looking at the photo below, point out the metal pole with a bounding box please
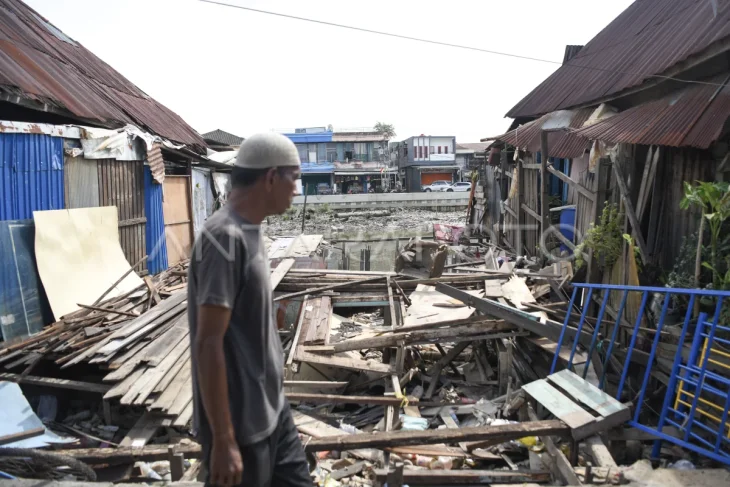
[301,183,309,233]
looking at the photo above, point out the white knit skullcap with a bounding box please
[235,132,301,169]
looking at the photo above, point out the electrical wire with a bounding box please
[199,0,729,89]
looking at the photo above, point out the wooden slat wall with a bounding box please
[64,156,100,209]
[657,149,716,270]
[97,159,147,273]
[163,176,193,266]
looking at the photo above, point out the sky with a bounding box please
[25,0,634,143]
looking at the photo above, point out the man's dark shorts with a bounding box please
[204,403,311,487]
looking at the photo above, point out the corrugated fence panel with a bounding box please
[0,133,64,220]
[144,165,168,274]
[192,168,214,236]
[97,159,147,273]
[64,156,100,209]
[0,219,53,341]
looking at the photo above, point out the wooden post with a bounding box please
[499,149,509,243]
[516,158,524,255]
[586,158,610,284]
[301,183,309,233]
[540,131,550,258]
[168,445,185,481]
[186,159,195,245]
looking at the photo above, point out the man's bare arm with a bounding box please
[195,304,235,441]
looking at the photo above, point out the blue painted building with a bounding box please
[283,127,393,194]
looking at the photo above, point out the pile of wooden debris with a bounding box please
[0,240,704,485]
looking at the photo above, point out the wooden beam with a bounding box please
[303,420,568,451]
[0,427,45,447]
[373,469,551,484]
[527,404,581,486]
[540,131,550,247]
[0,372,111,394]
[286,393,413,406]
[515,158,524,255]
[521,203,541,222]
[76,303,139,318]
[270,258,295,291]
[274,275,387,301]
[54,444,204,465]
[504,204,518,219]
[611,161,649,264]
[587,159,610,284]
[547,165,596,202]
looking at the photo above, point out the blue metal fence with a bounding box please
[0,133,64,220]
[550,283,730,465]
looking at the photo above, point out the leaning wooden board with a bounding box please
[522,370,630,440]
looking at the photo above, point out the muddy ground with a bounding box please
[263,207,466,238]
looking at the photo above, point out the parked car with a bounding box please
[422,180,452,192]
[447,181,472,192]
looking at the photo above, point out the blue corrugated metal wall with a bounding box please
[0,133,64,220]
[144,165,168,274]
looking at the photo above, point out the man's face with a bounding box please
[264,166,301,215]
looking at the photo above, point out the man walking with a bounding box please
[187,133,310,486]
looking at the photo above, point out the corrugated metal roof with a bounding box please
[0,132,64,220]
[456,143,491,152]
[489,108,593,158]
[0,0,206,151]
[508,0,730,118]
[572,73,730,149]
[202,129,244,146]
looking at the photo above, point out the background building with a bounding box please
[393,135,458,191]
[282,126,394,194]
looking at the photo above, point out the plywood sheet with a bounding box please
[403,284,483,327]
[33,207,144,319]
[163,176,192,265]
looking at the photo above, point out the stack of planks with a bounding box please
[0,261,191,416]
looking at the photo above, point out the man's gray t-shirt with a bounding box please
[187,206,284,447]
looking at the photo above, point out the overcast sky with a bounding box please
[26,0,633,143]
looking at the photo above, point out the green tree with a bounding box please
[374,122,396,139]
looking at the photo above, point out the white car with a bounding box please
[447,181,472,192]
[422,180,452,192]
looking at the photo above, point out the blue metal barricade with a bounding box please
[549,283,730,465]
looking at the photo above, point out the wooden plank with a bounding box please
[0,427,46,447]
[547,165,596,202]
[270,258,295,290]
[150,361,192,411]
[612,161,649,264]
[143,276,162,305]
[283,381,348,389]
[76,303,139,318]
[291,411,381,462]
[119,412,172,449]
[173,401,194,428]
[286,295,309,367]
[311,296,332,345]
[521,380,596,431]
[55,444,203,465]
[439,410,470,452]
[304,420,568,451]
[330,462,366,481]
[152,350,191,395]
[548,369,629,419]
[328,320,508,352]
[521,203,541,222]
[104,367,146,400]
[274,275,387,302]
[526,403,582,486]
[296,350,392,374]
[168,382,194,416]
[373,469,551,484]
[584,435,618,468]
[540,131,550,241]
[0,372,111,394]
[286,393,411,406]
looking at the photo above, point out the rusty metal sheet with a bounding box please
[0,0,206,151]
[572,73,730,149]
[508,0,730,118]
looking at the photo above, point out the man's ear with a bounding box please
[265,167,277,187]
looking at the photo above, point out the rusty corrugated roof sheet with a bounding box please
[0,0,206,151]
[508,0,730,118]
[572,73,730,149]
[489,108,593,158]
